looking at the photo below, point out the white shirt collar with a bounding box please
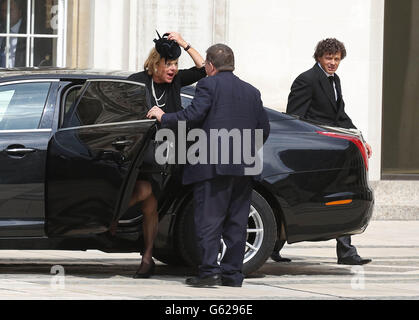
[10,19,22,34]
[8,19,23,67]
[317,62,335,77]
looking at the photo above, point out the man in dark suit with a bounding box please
[1,0,52,68]
[274,38,372,266]
[147,44,270,287]
[0,0,27,67]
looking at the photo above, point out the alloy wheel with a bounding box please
[218,205,265,263]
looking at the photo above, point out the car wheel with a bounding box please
[174,190,277,275]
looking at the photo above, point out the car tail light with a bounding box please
[316,131,369,171]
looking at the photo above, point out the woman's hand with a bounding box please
[167,32,188,49]
[167,31,205,69]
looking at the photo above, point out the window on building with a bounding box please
[0,0,66,68]
[382,0,419,179]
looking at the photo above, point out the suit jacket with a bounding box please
[286,64,356,129]
[0,19,26,67]
[162,71,270,185]
[0,17,52,67]
[15,35,26,68]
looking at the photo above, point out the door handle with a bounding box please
[5,148,36,157]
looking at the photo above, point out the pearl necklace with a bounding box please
[151,80,166,108]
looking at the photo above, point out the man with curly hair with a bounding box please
[273,38,372,266]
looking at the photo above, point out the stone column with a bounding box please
[65,0,230,70]
[213,0,229,44]
[66,0,93,68]
[130,0,226,72]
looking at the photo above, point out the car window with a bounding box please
[64,86,82,114]
[181,94,192,109]
[0,82,51,130]
[62,81,149,128]
[60,85,82,127]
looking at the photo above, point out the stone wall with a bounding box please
[370,181,419,220]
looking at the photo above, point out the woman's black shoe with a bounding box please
[271,251,292,263]
[133,259,155,279]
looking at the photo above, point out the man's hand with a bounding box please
[147,106,165,122]
[365,143,372,159]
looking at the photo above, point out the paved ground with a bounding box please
[0,220,418,300]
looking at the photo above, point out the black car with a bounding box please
[0,69,373,275]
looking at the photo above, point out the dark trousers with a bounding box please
[193,175,253,285]
[336,235,358,259]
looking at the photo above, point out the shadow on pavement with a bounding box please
[248,260,355,278]
[0,259,198,280]
[0,256,359,279]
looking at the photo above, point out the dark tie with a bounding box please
[0,38,6,68]
[328,75,335,88]
[328,76,340,101]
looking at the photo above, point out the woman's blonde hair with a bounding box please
[144,48,161,76]
[144,48,179,76]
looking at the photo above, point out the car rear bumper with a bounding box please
[263,168,374,244]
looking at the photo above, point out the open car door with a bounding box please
[46,80,156,237]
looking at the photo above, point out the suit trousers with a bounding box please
[193,175,253,285]
[336,235,358,259]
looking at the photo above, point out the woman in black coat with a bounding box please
[126,32,206,278]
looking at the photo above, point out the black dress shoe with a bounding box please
[185,274,222,287]
[133,259,155,279]
[271,251,292,263]
[221,279,242,287]
[338,255,372,265]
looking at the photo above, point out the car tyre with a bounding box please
[174,190,277,275]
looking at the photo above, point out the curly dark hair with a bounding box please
[313,38,346,61]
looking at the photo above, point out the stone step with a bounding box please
[370,181,419,220]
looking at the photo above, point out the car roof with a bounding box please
[0,67,133,81]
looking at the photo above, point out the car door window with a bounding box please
[60,85,82,126]
[64,86,82,114]
[180,94,193,109]
[62,81,149,128]
[0,82,51,130]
